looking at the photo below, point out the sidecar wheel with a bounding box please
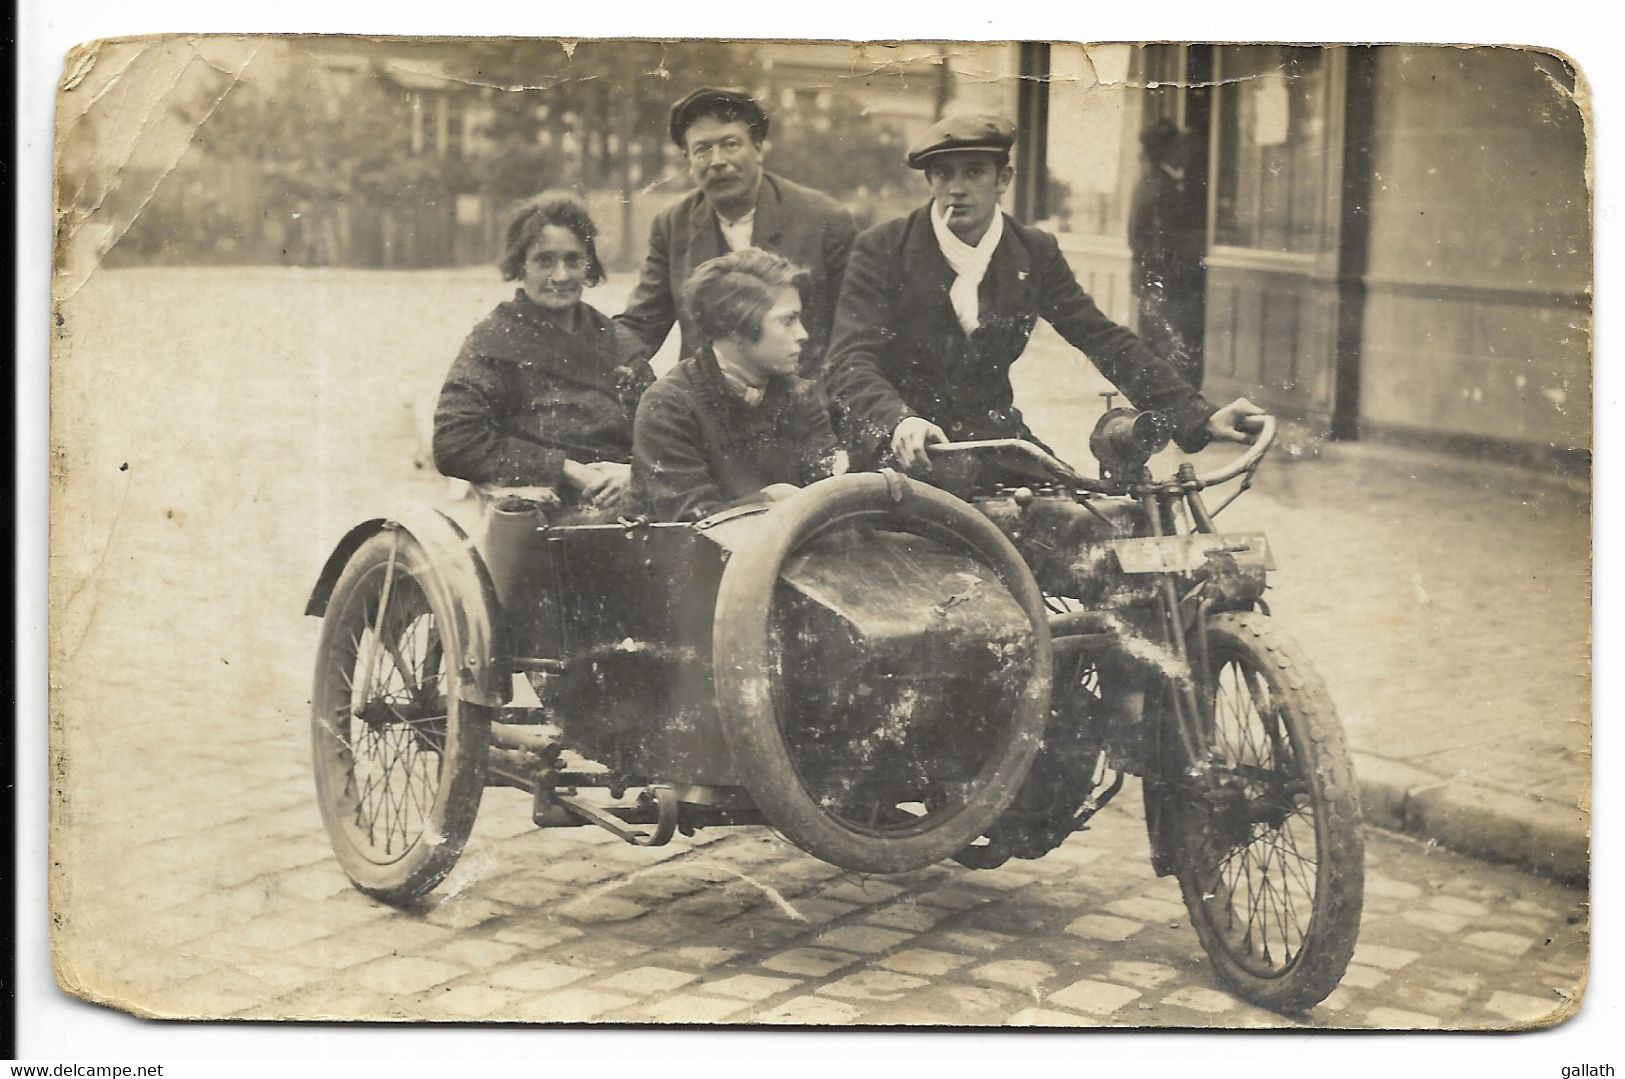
[311,530,490,904]
[712,473,1051,875]
[1167,611,1364,1013]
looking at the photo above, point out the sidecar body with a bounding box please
[307,473,1053,876]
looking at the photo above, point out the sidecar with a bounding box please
[305,472,1054,903]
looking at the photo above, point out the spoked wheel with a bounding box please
[311,529,490,904]
[1168,611,1363,1013]
[713,474,1052,875]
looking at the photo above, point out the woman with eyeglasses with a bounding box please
[433,192,653,516]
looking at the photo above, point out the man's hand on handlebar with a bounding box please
[891,416,949,472]
[1205,398,1268,444]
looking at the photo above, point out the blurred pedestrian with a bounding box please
[616,88,858,379]
[1128,118,1206,389]
[434,192,653,517]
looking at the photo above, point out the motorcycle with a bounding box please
[305,406,1363,1013]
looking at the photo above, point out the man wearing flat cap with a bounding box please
[825,113,1261,472]
[615,87,858,376]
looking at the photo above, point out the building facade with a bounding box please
[1033,43,1591,468]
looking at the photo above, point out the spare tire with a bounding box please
[711,473,1052,874]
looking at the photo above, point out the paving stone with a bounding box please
[816,970,930,1002]
[1160,986,1240,1015]
[420,897,512,930]
[1046,978,1142,1016]
[595,966,698,995]
[232,911,341,950]
[1104,961,1179,990]
[622,993,749,1024]
[814,925,912,955]
[1363,1006,1443,1029]
[426,938,524,971]
[701,973,803,1001]
[1483,990,1564,1024]
[1364,876,1424,900]
[283,930,407,971]
[549,937,655,969]
[159,968,288,1018]
[818,879,908,905]
[488,959,595,991]
[665,946,741,971]
[490,922,584,950]
[1064,914,1144,942]
[1044,842,1109,868]
[113,950,219,987]
[1009,1006,1106,1027]
[536,859,626,885]
[1394,985,1468,1014]
[770,897,859,926]
[352,956,464,995]
[913,886,999,911]
[757,995,862,1025]
[1402,910,1470,934]
[1430,971,1486,996]
[1464,930,1537,957]
[879,948,976,977]
[760,947,863,978]
[864,904,947,932]
[1429,895,1490,917]
[1509,899,1562,919]
[969,960,1057,991]
[1352,943,1420,971]
[418,983,523,1020]
[938,928,1015,953]
[1339,964,1390,989]
[1104,895,1188,924]
[556,895,648,924]
[512,989,640,1023]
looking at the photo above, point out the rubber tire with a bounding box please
[1168,611,1364,1013]
[311,530,490,904]
[711,473,1052,875]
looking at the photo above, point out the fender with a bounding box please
[305,507,510,707]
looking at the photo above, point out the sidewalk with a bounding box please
[1244,438,1591,883]
[1012,328,1591,883]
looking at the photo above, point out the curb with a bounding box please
[1353,751,1590,885]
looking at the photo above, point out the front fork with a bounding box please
[1139,468,1223,875]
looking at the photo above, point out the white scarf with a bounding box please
[931,200,1004,334]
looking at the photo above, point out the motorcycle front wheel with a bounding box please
[1167,611,1364,1013]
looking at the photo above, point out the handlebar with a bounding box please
[1192,416,1276,486]
[924,415,1277,493]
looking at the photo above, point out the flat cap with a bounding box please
[905,114,1016,169]
[669,87,770,148]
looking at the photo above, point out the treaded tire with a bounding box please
[311,530,490,904]
[1168,611,1364,1013]
[711,474,1052,875]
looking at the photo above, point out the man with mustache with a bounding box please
[615,88,858,378]
[825,114,1263,474]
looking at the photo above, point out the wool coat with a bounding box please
[631,352,838,523]
[824,205,1217,464]
[433,292,652,488]
[614,172,858,375]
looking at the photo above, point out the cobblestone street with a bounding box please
[46,267,1591,1031]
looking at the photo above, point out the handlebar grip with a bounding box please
[1192,415,1277,486]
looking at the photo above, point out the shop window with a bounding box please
[1212,46,1328,253]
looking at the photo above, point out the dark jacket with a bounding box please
[631,352,838,523]
[615,172,858,375]
[824,205,1217,462]
[433,292,652,487]
[1128,164,1206,296]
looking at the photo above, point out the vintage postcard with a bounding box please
[48,37,1591,1029]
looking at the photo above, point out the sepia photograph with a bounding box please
[42,32,1591,1037]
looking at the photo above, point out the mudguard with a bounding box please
[305,507,509,707]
